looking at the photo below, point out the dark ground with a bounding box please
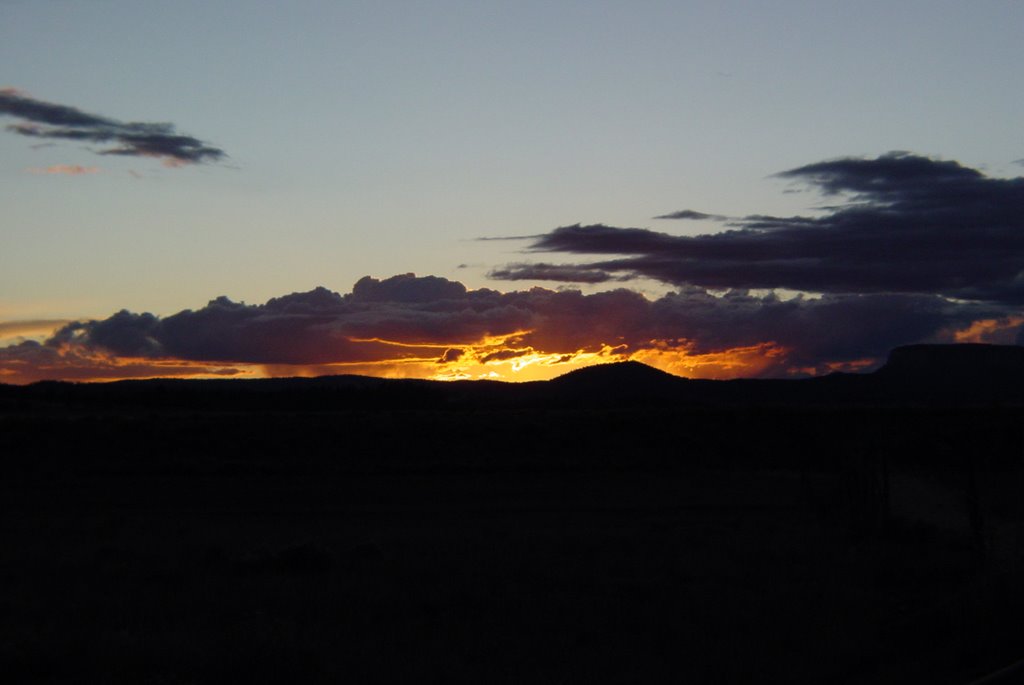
[4,350,1024,683]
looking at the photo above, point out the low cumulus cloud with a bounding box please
[1,273,1014,384]
[493,153,1024,305]
[0,88,225,166]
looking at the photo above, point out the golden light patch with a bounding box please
[430,346,628,382]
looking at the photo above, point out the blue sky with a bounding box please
[2,1,1022,381]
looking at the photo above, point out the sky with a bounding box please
[2,0,1023,383]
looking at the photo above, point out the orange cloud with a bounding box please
[952,315,1024,344]
[630,341,789,380]
[27,164,100,175]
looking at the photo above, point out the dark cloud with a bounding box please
[351,273,467,303]
[16,277,536,368]
[526,223,681,256]
[479,348,532,364]
[486,263,621,284]
[438,348,465,364]
[653,209,726,221]
[774,152,981,195]
[0,88,225,165]
[2,273,1012,384]
[648,288,999,373]
[493,153,1024,305]
[65,310,163,357]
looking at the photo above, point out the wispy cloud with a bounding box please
[0,87,226,166]
[26,164,100,175]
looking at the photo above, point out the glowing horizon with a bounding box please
[0,339,797,385]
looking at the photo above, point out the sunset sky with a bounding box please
[2,1,1023,383]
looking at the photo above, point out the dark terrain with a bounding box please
[3,343,1024,684]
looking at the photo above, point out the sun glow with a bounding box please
[429,344,631,382]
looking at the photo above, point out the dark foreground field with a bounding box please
[4,350,1024,683]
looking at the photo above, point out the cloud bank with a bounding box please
[1,273,1015,384]
[0,88,225,166]
[492,153,1024,305]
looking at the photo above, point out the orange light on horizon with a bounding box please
[0,346,257,385]
[428,344,632,382]
[3,329,886,385]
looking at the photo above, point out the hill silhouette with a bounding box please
[544,360,684,404]
[551,359,678,385]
